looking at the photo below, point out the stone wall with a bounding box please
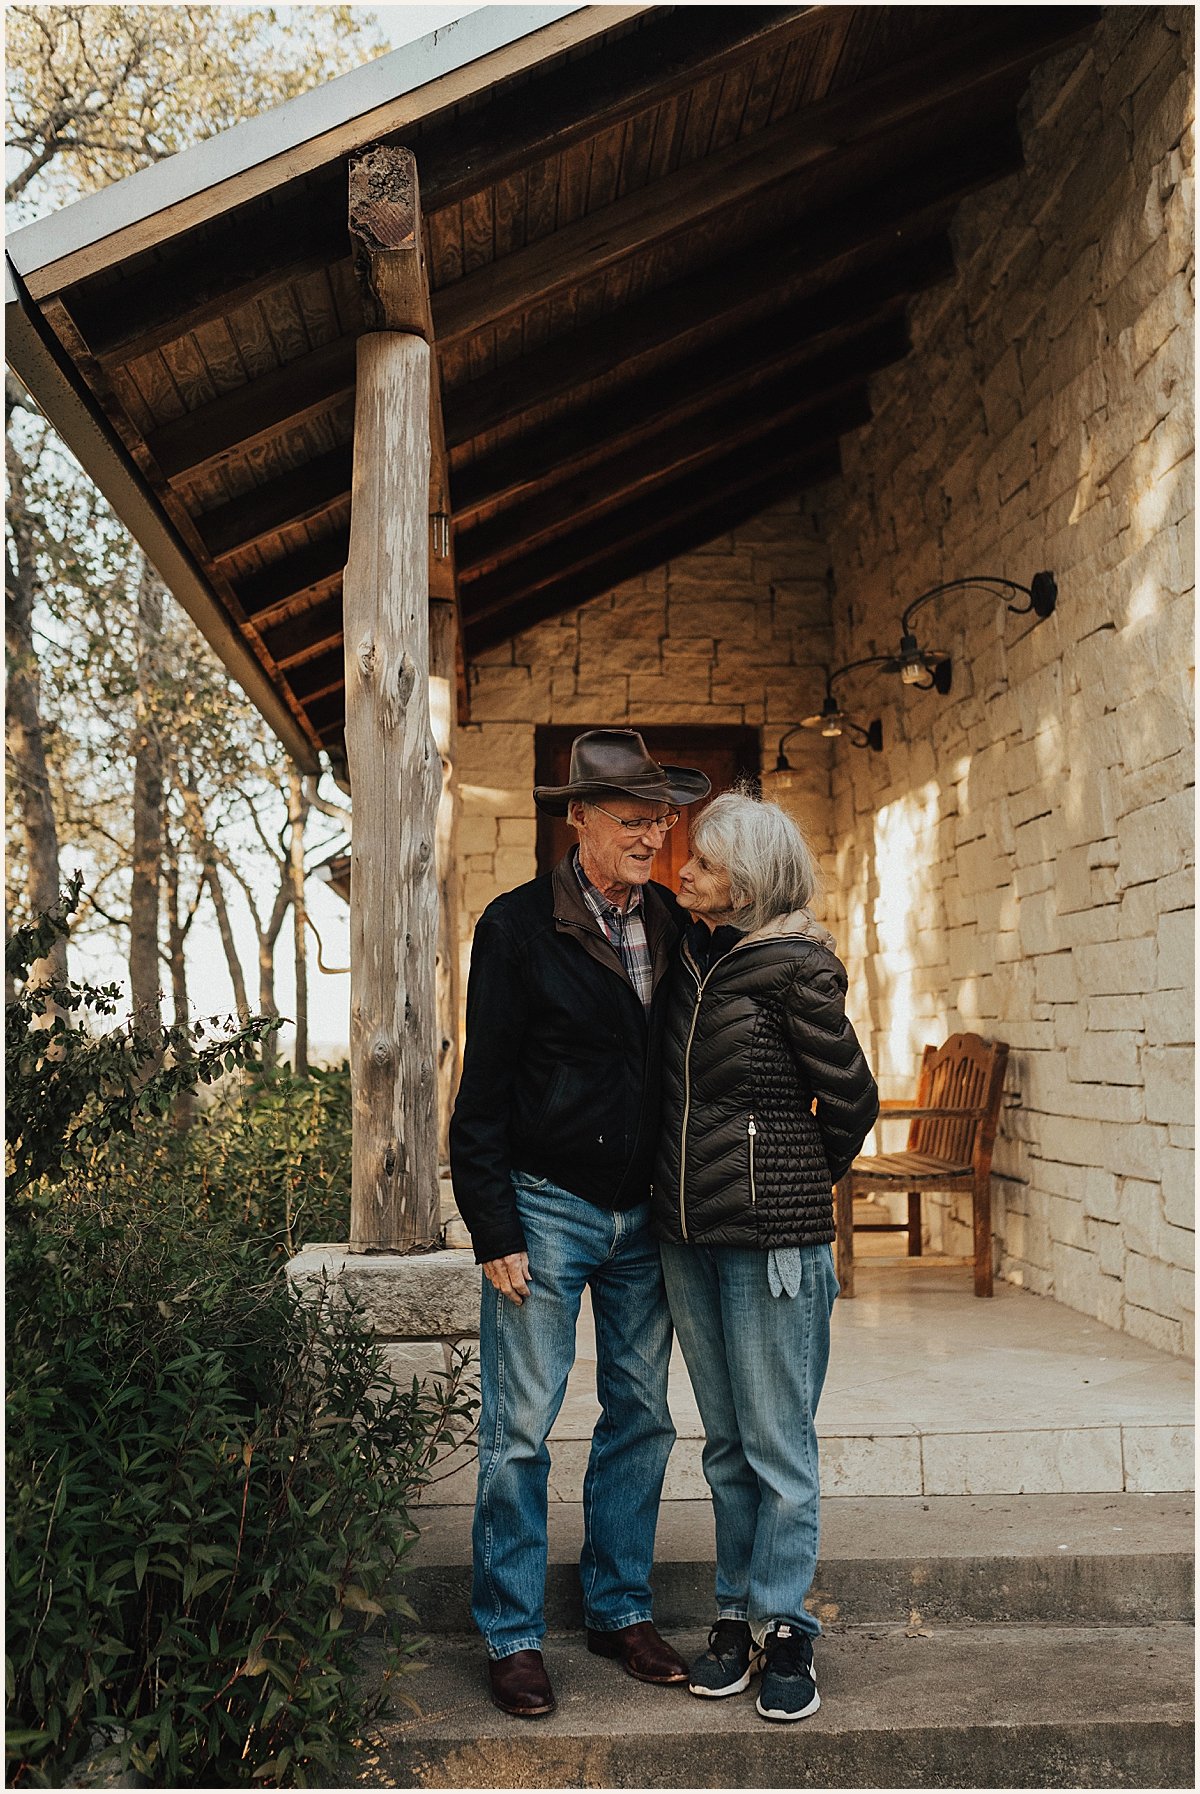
[455,500,839,984]
[814,8,1194,1353]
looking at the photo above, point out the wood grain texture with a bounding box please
[428,598,461,1161]
[343,332,440,1251]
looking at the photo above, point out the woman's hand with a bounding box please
[483,1251,532,1305]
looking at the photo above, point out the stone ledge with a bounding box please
[287,1246,481,1338]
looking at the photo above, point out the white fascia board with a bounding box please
[5,257,322,771]
[7,6,647,295]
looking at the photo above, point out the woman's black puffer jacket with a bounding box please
[652,913,879,1250]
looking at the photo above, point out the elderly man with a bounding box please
[449,729,711,1718]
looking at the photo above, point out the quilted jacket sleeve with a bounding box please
[448,910,529,1264]
[780,947,879,1185]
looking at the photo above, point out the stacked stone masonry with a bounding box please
[455,9,1194,1357]
[814,8,1194,1356]
[456,501,840,956]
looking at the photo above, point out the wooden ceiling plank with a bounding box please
[457,385,873,582]
[434,9,1098,350]
[261,591,344,664]
[233,533,346,619]
[463,452,839,653]
[461,416,851,620]
[197,442,353,561]
[74,8,819,370]
[452,285,931,518]
[144,333,356,480]
[802,8,856,105]
[440,173,967,449]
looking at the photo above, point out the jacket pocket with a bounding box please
[747,1114,758,1207]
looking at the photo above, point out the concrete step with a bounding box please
[401,1494,1195,1631]
[342,1622,1195,1788]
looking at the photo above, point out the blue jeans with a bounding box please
[660,1241,839,1644]
[472,1172,676,1659]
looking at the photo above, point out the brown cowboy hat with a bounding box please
[534,729,711,816]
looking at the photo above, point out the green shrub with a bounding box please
[6,1198,474,1787]
[5,892,476,1785]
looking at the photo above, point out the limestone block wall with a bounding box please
[816,9,1194,1353]
[455,500,840,991]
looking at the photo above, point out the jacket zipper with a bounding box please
[747,1114,758,1206]
[677,940,721,1242]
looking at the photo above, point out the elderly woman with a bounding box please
[652,789,878,1722]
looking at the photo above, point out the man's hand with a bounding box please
[483,1251,532,1305]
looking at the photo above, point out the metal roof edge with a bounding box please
[6,5,609,285]
[5,256,322,772]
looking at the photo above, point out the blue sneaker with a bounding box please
[688,1618,764,1698]
[755,1621,819,1721]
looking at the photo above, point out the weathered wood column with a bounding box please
[429,599,462,1164]
[345,146,441,1250]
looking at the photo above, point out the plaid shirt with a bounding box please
[573,850,654,1010]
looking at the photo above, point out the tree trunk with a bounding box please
[5,377,65,989]
[205,859,251,1021]
[163,833,196,1130]
[130,554,164,1035]
[287,766,310,1075]
[258,879,291,1073]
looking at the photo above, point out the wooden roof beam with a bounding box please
[432,8,1097,350]
[138,116,1012,496]
[457,385,873,586]
[196,443,353,564]
[441,201,964,451]
[463,453,840,655]
[70,7,820,367]
[453,302,917,522]
[460,416,851,625]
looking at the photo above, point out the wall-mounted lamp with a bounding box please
[775,699,884,764]
[885,570,1057,689]
[430,512,452,559]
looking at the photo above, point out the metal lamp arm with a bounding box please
[901,576,1044,631]
[827,653,895,692]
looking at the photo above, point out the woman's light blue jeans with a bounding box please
[660,1240,839,1644]
[471,1172,676,1659]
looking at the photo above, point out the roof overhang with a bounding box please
[6,4,1100,769]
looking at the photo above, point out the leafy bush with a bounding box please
[6,1198,473,1787]
[5,892,476,1785]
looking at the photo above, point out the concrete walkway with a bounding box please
[422,1257,1194,1504]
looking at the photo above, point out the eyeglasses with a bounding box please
[589,803,680,835]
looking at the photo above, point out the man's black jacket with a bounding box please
[449,854,687,1263]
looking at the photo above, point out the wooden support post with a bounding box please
[429,599,462,1163]
[345,146,441,1251]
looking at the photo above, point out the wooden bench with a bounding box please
[834,1032,1010,1297]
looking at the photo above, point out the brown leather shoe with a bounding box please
[487,1648,556,1718]
[586,1621,689,1685]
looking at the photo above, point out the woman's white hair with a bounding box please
[690,784,821,933]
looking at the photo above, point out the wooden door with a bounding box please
[534,724,760,892]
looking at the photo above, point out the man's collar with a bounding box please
[572,846,645,915]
